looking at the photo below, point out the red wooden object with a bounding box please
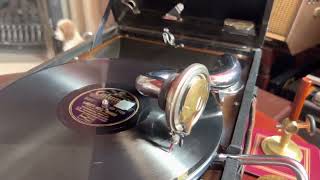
[290,77,314,121]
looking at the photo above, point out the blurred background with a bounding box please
[0,0,110,75]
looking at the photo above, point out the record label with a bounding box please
[68,88,139,127]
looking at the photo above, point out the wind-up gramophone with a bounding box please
[0,0,310,180]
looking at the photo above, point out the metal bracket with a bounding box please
[121,0,141,14]
[162,28,184,48]
[162,3,184,22]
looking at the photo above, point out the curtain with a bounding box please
[68,0,112,34]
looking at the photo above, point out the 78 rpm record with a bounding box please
[0,59,223,180]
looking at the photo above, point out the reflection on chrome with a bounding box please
[209,54,242,89]
[136,54,242,100]
[216,154,308,180]
[136,64,210,137]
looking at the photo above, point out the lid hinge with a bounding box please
[162,28,184,48]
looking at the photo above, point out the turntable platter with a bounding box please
[0,59,222,180]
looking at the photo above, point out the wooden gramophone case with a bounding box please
[23,0,273,179]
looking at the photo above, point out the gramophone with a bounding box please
[0,0,310,180]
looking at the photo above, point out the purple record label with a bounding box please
[68,88,139,127]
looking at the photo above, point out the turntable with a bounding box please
[0,0,309,180]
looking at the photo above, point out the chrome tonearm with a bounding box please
[136,53,243,102]
[135,54,309,180]
[137,63,211,134]
[135,54,243,133]
[208,54,243,103]
[216,154,308,180]
[137,63,211,149]
[135,54,243,149]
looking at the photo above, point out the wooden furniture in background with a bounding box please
[287,1,320,54]
[257,42,290,91]
[267,0,320,54]
[267,0,302,42]
[257,46,275,90]
[257,89,292,121]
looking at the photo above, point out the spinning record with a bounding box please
[0,59,223,180]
